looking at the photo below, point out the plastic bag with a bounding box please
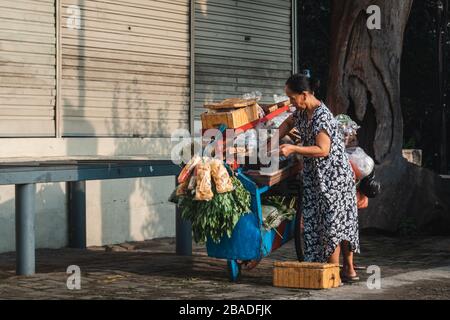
[335,114,360,143]
[273,94,289,104]
[210,159,234,193]
[187,174,197,190]
[242,91,262,102]
[265,111,292,129]
[176,180,188,196]
[178,154,201,184]
[359,171,381,198]
[234,129,258,152]
[194,160,214,201]
[346,147,375,179]
[262,206,281,230]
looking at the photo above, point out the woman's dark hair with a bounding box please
[285,72,321,94]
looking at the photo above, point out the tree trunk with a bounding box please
[327,0,450,234]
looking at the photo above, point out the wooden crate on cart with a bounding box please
[201,98,259,129]
[201,104,258,129]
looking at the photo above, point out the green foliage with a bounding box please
[178,176,251,244]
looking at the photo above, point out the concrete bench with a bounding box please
[0,160,192,276]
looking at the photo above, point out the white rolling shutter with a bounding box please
[0,0,56,137]
[194,0,293,119]
[61,0,190,137]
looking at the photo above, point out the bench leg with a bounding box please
[15,184,36,276]
[175,177,192,256]
[176,208,192,256]
[68,181,86,249]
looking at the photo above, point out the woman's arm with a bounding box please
[277,114,295,140]
[267,114,296,151]
[280,130,331,158]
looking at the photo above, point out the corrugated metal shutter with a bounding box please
[195,0,293,119]
[61,0,190,137]
[0,0,56,137]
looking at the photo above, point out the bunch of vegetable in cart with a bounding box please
[173,156,252,243]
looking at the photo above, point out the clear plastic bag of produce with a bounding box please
[336,114,360,140]
[346,147,375,179]
[194,159,214,201]
[234,129,258,150]
[265,111,292,129]
[262,206,282,230]
[242,91,262,102]
[273,94,289,104]
[262,197,296,230]
[210,159,234,193]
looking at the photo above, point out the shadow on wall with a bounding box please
[0,0,178,254]
[102,78,174,245]
[64,0,172,246]
[65,0,99,245]
[0,184,68,253]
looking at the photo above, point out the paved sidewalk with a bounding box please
[0,236,449,300]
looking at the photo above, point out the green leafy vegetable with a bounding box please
[178,176,251,244]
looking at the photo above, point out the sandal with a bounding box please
[340,273,360,283]
[340,266,360,283]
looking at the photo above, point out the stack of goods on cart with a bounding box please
[243,150,302,186]
[335,114,381,199]
[170,156,251,243]
[260,94,292,115]
[201,92,292,131]
[240,95,303,186]
[200,92,294,161]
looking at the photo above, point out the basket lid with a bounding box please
[273,261,339,269]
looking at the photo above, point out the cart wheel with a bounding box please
[227,260,241,282]
[294,206,305,262]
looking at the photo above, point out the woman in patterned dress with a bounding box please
[278,73,360,282]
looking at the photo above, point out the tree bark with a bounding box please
[327,0,450,234]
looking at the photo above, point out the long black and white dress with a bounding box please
[294,103,360,262]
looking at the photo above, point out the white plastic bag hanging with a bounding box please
[346,147,375,179]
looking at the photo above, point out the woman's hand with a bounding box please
[279,144,296,157]
[279,130,331,158]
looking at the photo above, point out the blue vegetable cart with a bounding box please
[206,169,303,281]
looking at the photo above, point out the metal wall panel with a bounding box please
[61,0,190,137]
[194,0,293,118]
[0,0,56,137]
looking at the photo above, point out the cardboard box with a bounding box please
[201,104,258,129]
[273,261,341,289]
